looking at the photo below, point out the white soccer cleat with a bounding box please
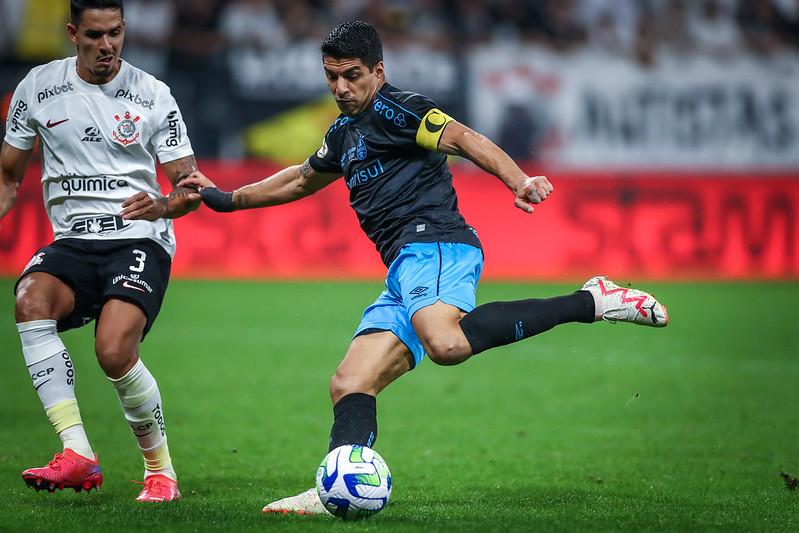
[582,276,668,327]
[262,488,328,515]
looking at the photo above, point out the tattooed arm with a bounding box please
[121,155,202,221]
[177,159,341,212]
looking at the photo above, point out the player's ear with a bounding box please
[373,61,384,79]
[67,23,78,45]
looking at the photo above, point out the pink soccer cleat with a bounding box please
[582,276,669,327]
[21,449,103,493]
[134,474,181,502]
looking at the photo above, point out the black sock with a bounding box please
[459,291,595,355]
[329,393,377,452]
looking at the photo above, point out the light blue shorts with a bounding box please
[354,242,483,368]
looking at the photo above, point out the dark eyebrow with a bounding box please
[342,67,361,76]
[84,24,123,35]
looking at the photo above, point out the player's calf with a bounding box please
[17,319,95,460]
[109,359,178,485]
[458,292,595,355]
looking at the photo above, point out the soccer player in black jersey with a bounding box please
[180,21,669,514]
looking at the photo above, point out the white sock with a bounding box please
[109,359,176,481]
[17,320,94,459]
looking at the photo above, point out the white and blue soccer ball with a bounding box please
[315,445,392,520]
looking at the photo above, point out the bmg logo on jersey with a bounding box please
[8,99,27,133]
[37,82,74,103]
[165,110,181,147]
[115,89,156,110]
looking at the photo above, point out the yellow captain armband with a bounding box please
[416,108,454,151]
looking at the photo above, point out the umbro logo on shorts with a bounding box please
[410,286,429,300]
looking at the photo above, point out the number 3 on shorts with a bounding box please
[130,249,147,273]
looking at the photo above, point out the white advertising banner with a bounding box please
[468,46,799,169]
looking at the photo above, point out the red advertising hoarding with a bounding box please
[1,161,797,280]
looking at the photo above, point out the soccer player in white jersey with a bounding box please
[0,0,200,502]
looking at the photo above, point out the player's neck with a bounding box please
[75,59,121,85]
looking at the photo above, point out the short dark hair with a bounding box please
[321,21,383,70]
[70,0,124,25]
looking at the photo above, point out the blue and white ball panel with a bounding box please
[316,445,392,520]
[354,242,483,368]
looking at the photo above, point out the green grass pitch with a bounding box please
[0,279,797,531]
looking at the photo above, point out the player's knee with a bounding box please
[95,337,137,379]
[423,335,470,366]
[329,372,353,403]
[329,370,372,404]
[15,286,55,323]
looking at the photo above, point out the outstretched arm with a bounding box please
[121,155,202,221]
[0,141,32,222]
[178,159,341,212]
[437,120,553,213]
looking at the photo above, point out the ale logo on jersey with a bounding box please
[82,127,102,143]
[112,110,141,146]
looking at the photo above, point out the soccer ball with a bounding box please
[315,445,392,520]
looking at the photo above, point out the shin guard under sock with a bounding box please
[109,359,176,480]
[18,320,94,459]
[329,393,377,451]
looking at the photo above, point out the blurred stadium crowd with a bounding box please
[2,0,797,64]
[1,0,798,159]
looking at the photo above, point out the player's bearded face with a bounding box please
[323,57,384,116]
[68,9,125,83]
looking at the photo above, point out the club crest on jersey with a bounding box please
[340,134,368,167]
[112,111,141,146]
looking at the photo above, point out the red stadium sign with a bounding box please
[1,162,798,280]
